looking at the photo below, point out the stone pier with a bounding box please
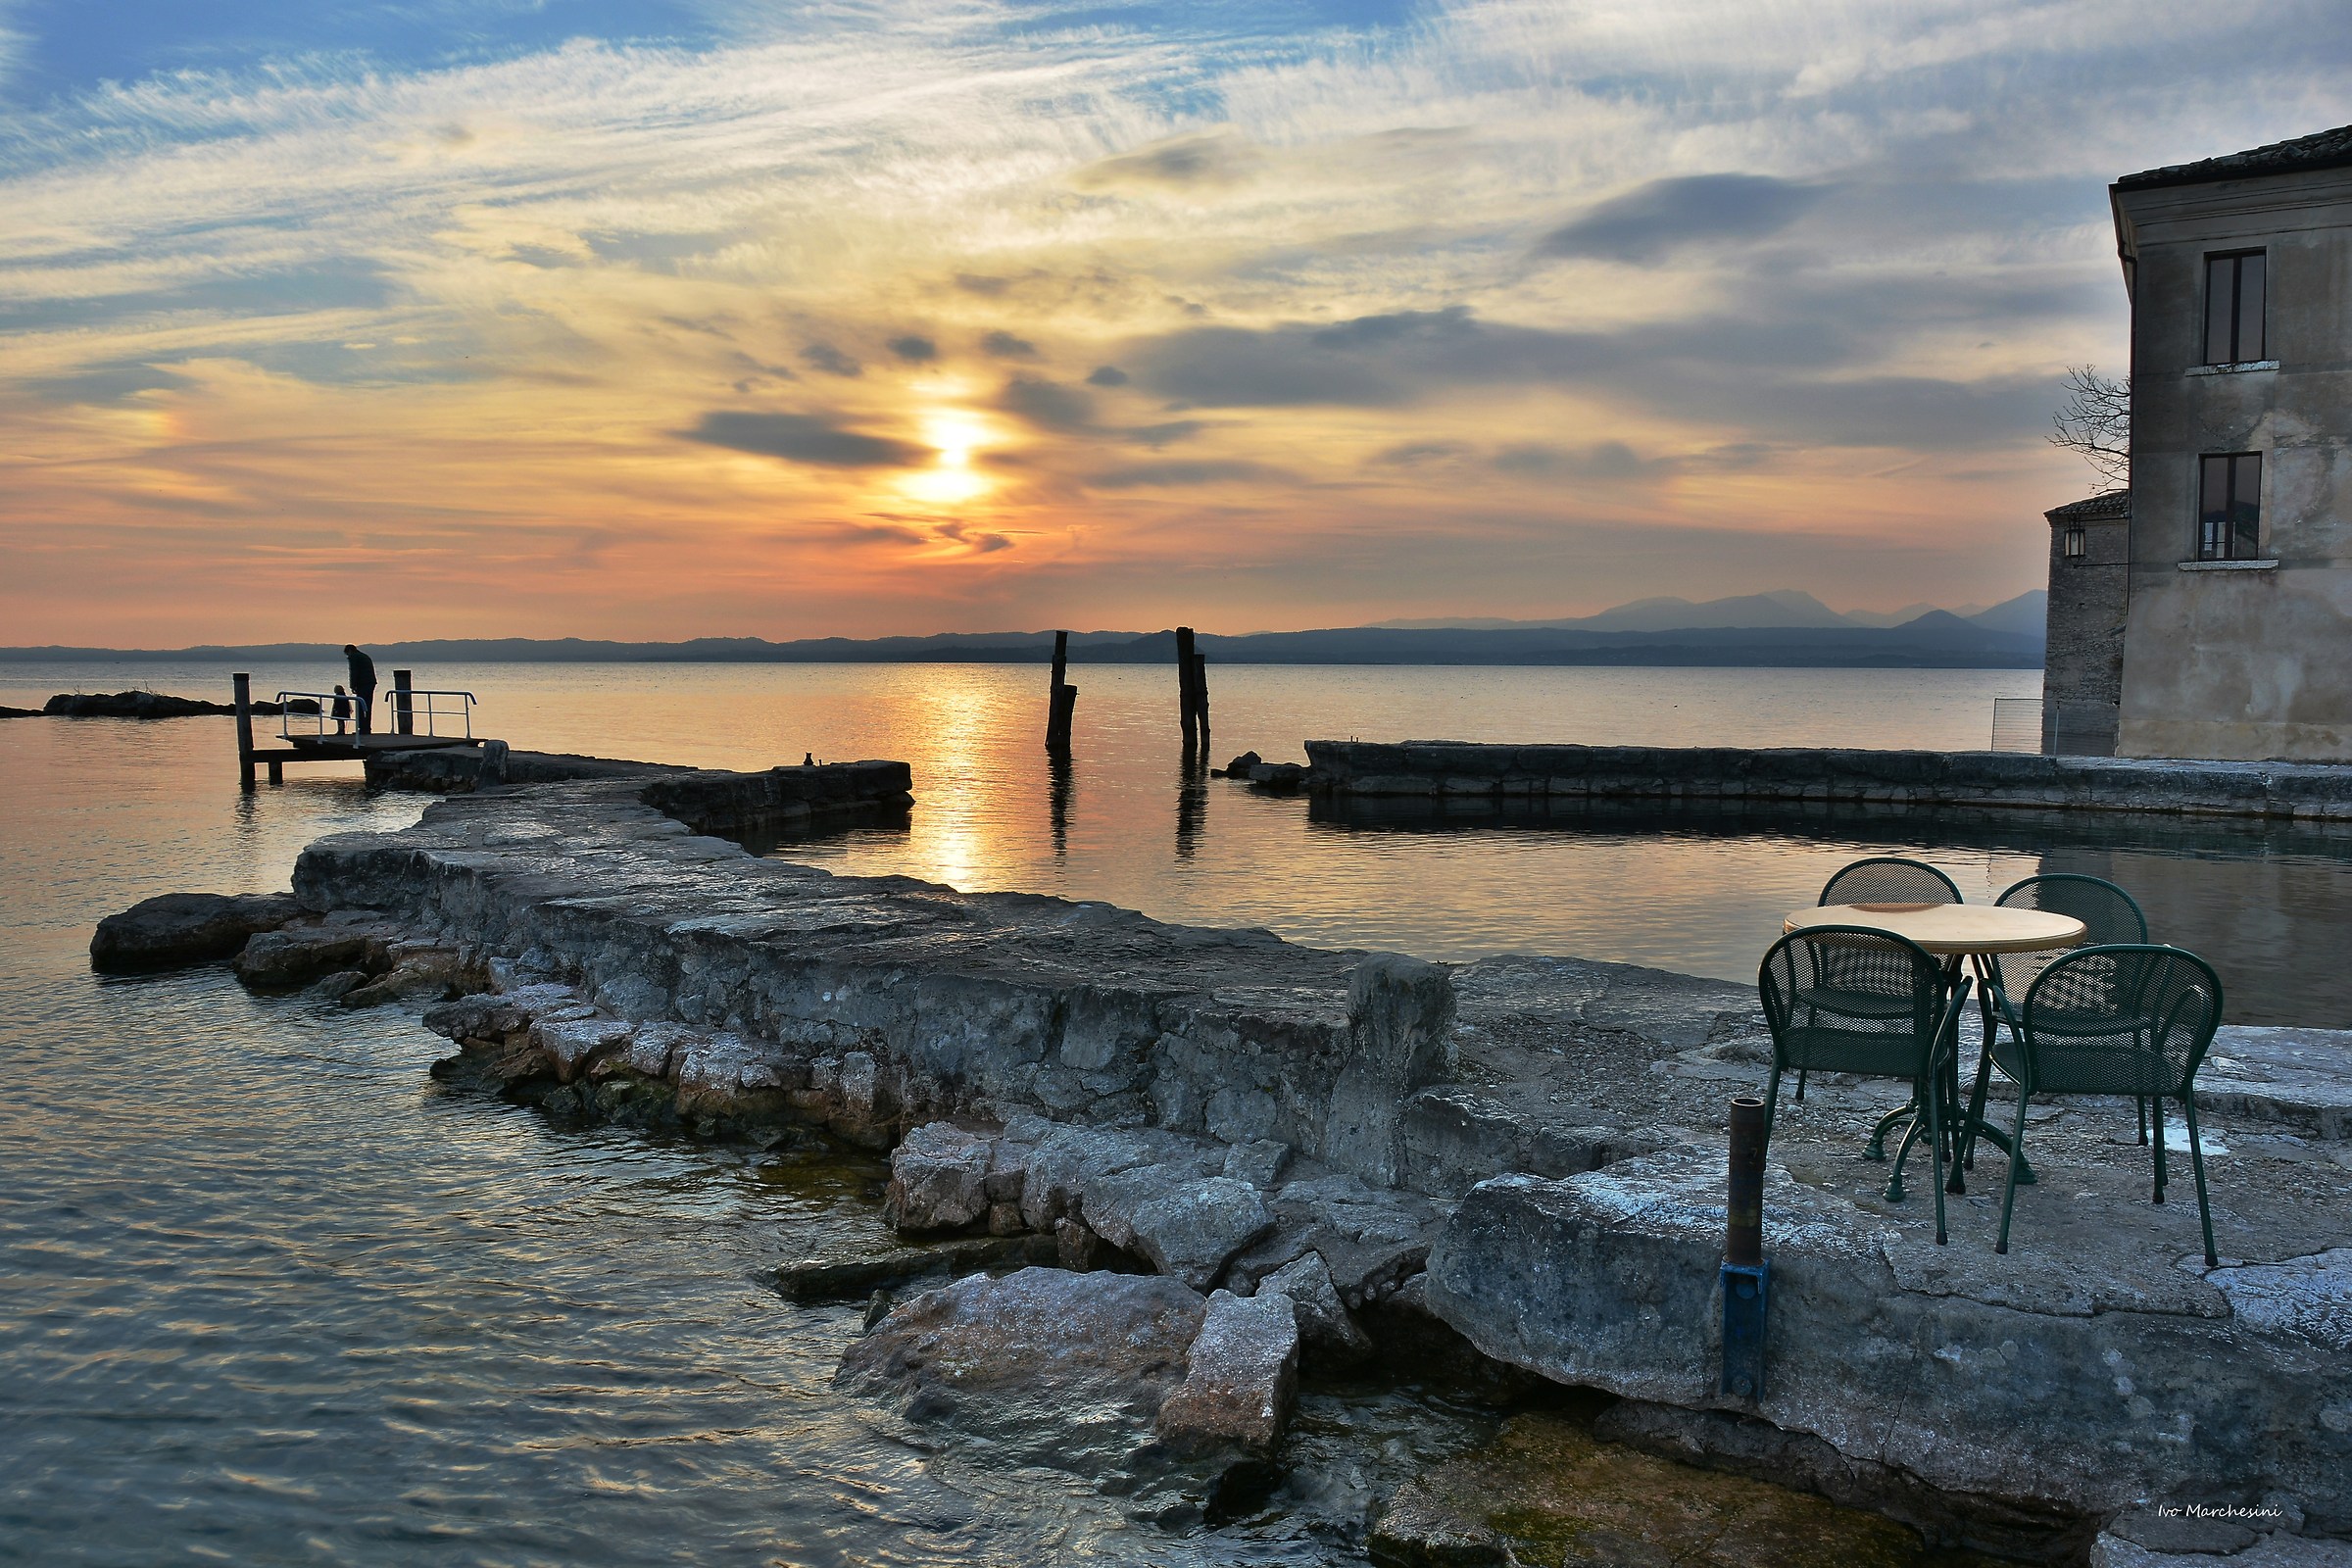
[93,763,2352,1558]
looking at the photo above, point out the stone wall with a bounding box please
[1302,740,2352,819]
[2042,491,2131,756]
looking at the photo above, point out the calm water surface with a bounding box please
[4,661,2345,1563]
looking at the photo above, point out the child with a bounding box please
[331,684,352,736]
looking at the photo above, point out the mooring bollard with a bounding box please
[1720,1094,1771,1399]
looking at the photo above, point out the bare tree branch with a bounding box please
[2049,365,2130,491]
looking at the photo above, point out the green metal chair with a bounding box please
[1759,927,1972,1245]
[1802,858,1963,1106]
[1964,873,2151,1170]
[1986,945,2224,1267]
[1818,857,1964,910]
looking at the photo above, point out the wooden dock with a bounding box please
[234,671,484,789]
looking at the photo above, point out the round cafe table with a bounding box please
[1783,903,2086,956]
[1781,902,2087,1195]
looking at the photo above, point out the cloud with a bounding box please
[800,343,861,377]
[1087,460,1294,489]
[1086,366,1128,386]
[1492,441,1662,480]
[888,334,937,362]
[1536,174,1828,264]
[980,329,1037,358]
[1073,130,1257,191]
[997,375,1095,431]
[678,411,925,467]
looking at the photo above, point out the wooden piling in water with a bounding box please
[233,672,257,792]
[393,669,415,736]
[1045,631,1077,754]
[1174,628,1209,752]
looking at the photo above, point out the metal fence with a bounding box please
[1989,697,2042,753]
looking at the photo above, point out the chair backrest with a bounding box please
[2021,945,2223,1098]
[1996,873,2147,945]
[1758,927,1952,1076]
[1819,857,1962,908]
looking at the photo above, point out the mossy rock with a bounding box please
[1371,1409,2004,1568]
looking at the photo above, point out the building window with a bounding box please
[2197,452,2262,560]
[2204,251,2266,365]
[2062,526,2087,560]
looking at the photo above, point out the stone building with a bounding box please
[2042,124,2352,760]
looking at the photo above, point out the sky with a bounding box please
[2,1,2348,645]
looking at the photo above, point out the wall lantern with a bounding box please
[2062,526,2087,560]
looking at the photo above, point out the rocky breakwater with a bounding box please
[94,764,2352,1561]
[1303,740,2352,821]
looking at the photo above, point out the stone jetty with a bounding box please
[92,760,2352,1562]
[1305,740,2352,820]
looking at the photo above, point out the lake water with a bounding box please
[3,660,2345,1563]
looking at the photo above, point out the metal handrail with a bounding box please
[274,689,476,740]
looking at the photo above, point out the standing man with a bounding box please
[343,644,378,735]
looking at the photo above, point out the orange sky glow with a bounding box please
[3,2,2347,645]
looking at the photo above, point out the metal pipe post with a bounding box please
[393,669,415,736]
[1726,1095,1766,1265]
[1719,1094,1771,1399]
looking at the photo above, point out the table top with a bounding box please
[1783,903,2088,955]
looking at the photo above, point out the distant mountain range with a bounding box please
[1,590,2046,670]
[1371,588,2043,639]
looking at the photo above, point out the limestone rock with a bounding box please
[233,926,388,989]
[1425,1154,2352,1527]
[531,1016,635,1083]
[1019,1124,1159,1231]
[887,1122,994,1233]
[1222,1139,1292,1188]
[1083,1171,1273,1291]
[1255,1250,1373,1369]
[89,891,300,971]
[837,1267,1205,1458]
[1155,1290,1299,1456]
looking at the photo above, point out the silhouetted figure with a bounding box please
[343,644,377,735]
[330,685,352,736]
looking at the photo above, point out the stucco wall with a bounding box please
[2114,165,2352,761]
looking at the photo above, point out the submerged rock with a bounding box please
[1368,1406,1983,1568]
[1154,1290,1298,1456]
[89,891,299,971]
[837,1267,1206,1465]
[776,1234,1057,1303]
[44,691,235,718]
[232,926,390,989]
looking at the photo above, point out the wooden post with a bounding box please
[1046,631,1077,754]
[233,672,257,792]
[1175,626,1200,751]
[1189,651,1209,750]
[393,668,415,736]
